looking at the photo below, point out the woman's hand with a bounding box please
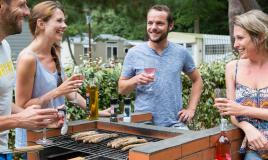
[99,108,111,117]
[243,124,268,150]
[214,98,245,116]
[56,75,83,96]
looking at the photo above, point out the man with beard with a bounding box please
[0,0,59,158]
[119,5,203,128]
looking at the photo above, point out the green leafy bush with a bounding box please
[187,61,226,130]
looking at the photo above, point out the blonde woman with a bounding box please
[215,10,268,160]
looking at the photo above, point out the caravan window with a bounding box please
[84,47,88,56]
[205,44,231,55]
[186,43,193,55]
[106,42,118,60]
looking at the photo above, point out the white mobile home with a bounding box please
[168,32,233,65]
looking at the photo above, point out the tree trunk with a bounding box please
[228,0,261,51]
[240,0,261,11]
[194,17,200,33]
[66,36,77,65]
[228,0,245,48]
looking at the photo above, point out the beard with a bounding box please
[147,30,169,43]
[2,8,22,35]
[7,19,22,35]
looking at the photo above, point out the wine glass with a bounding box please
[143,60,157,92]
[144,68,156,92]
[69,65,81,104]
[35,99,54,145]
[214,88,226,119]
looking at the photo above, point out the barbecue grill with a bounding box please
[26,117,182,160]
[39,129,161,160]
[25,114,243,160]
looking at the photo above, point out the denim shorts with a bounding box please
[0,153,13,160]
[244,151,262,160]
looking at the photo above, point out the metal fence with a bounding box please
[202,34,234,63]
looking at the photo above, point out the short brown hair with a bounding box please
[147,5,173,25]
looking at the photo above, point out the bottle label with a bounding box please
[123,116,131,122]
[111,105,115,114]
[86,93,90,115]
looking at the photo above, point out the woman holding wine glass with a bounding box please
[214,10,268,160]
[14,1,110,155]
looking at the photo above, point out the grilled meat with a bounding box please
[81,134,107,143]
[121,143,149,151]
[107,136,138,148]
[116,138,147,149]
[71,131,98,140]
[91,133,119,143]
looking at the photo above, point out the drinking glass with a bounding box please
[143,60,157,92]
[214,88,226,118]
[60,106,68,135]
[35,99,54,145]
[69,65,81,104]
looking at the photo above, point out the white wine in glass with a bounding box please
[35,99,54,145]
[69,65,81,104]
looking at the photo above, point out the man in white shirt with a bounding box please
[0,0,59,158]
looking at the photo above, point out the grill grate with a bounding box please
[42,129,161,160]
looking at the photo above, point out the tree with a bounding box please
[228,0,261,48]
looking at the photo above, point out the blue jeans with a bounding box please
[244,151,262,160]
[0,153,13,160]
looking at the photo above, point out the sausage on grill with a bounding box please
[109,137,138,148]
[91,133,119,143]
[107,136,137,147]
[115,138,147,149]
[71,131,98,140]
[82,134,107,143]
[74,132,99,141]
[121,143,149,151]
